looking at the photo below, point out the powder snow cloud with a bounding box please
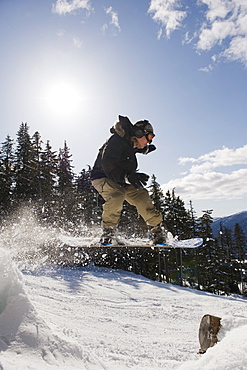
[162,145,247,201]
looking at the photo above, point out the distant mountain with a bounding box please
[211,211,247,238]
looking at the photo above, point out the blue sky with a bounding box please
[0,0,247,218]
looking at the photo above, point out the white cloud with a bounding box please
[198,64,214,73]
[103,6,121,34]
[52,0,91,16]
[202,0,233,22]
[222,35,247,64]
[162,145,247,201]
[101,23,108,34]
[148,0,187,38]
[179,145,247,173]
[197,19,237,51]
[73,37,83,48]
[57,29,65,37]
[148,0,247,67]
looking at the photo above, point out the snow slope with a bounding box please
[0,211,247,369]
[0,246,247,369]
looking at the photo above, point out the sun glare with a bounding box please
[46,82,82,116]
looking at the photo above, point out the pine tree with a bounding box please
[0,135,15,213]
[31,131,43,200]
[217,226,241,294]
[233,223,246,262]
[196,210,215,291]
[40,140,58,202]
[149,174,165,216]
[76,166,103,226]
[57,141,74,194]
[196,210,234,294]
[163,189,192,239]
[14,122,38,201]
[178,200,199,288]
[162,189,194,286]
[233,223,247,295]
[55,141,76,226]
[36,140,59,223]
[214,227,230,294]
[188,200,198,237]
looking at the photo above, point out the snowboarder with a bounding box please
[91,115,166,245]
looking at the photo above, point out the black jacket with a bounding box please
[91,116,142,186]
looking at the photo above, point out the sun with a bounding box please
[46,82,83,117]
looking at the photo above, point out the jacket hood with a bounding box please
[110,115,134,139]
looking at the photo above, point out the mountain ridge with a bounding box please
[212,210,247,237]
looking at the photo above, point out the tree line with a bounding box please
[1,123,246,296]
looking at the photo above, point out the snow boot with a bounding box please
[100,227,125,245]
[149,224,167,245]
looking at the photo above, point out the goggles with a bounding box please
[145,132,155,143]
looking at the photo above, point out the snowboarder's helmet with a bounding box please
[133,120,155,143]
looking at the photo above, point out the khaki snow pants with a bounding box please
[92,177,162,228]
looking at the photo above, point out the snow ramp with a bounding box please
[0,248,105,370]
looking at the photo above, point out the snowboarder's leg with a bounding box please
[124,185,167,243]
[92,177,125,228]
[124,185,166,243]
[125,185,162,225]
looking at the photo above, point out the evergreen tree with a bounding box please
[222,227,234,262]
[233,223,246,262]
[163,189,192,239]
[149,174,165,216]
[196,210,235,295]
[188,200,198,237]
[178,200,199,288]
[55,141,76,226]
[217,226,240,294]
[196,210,215,291]
[57,141,74,194]
[40,140,58,202]
[76,166,103,226]
[31,131,43,200]
[233,223,247,294]
[14,122,38,200]
[197,210,214,240]
[36,140,59,223]
[0,135,15,213]
[162,189,194,286]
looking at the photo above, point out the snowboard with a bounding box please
[98,237,203,248]
[198,314,221,354]
[65,237,203,249]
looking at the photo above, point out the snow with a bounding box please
[0,216,247,369]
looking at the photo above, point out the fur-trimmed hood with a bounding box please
[110,115,134,139]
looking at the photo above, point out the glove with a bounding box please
[128,172,149,189]
[142,144,156,155]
